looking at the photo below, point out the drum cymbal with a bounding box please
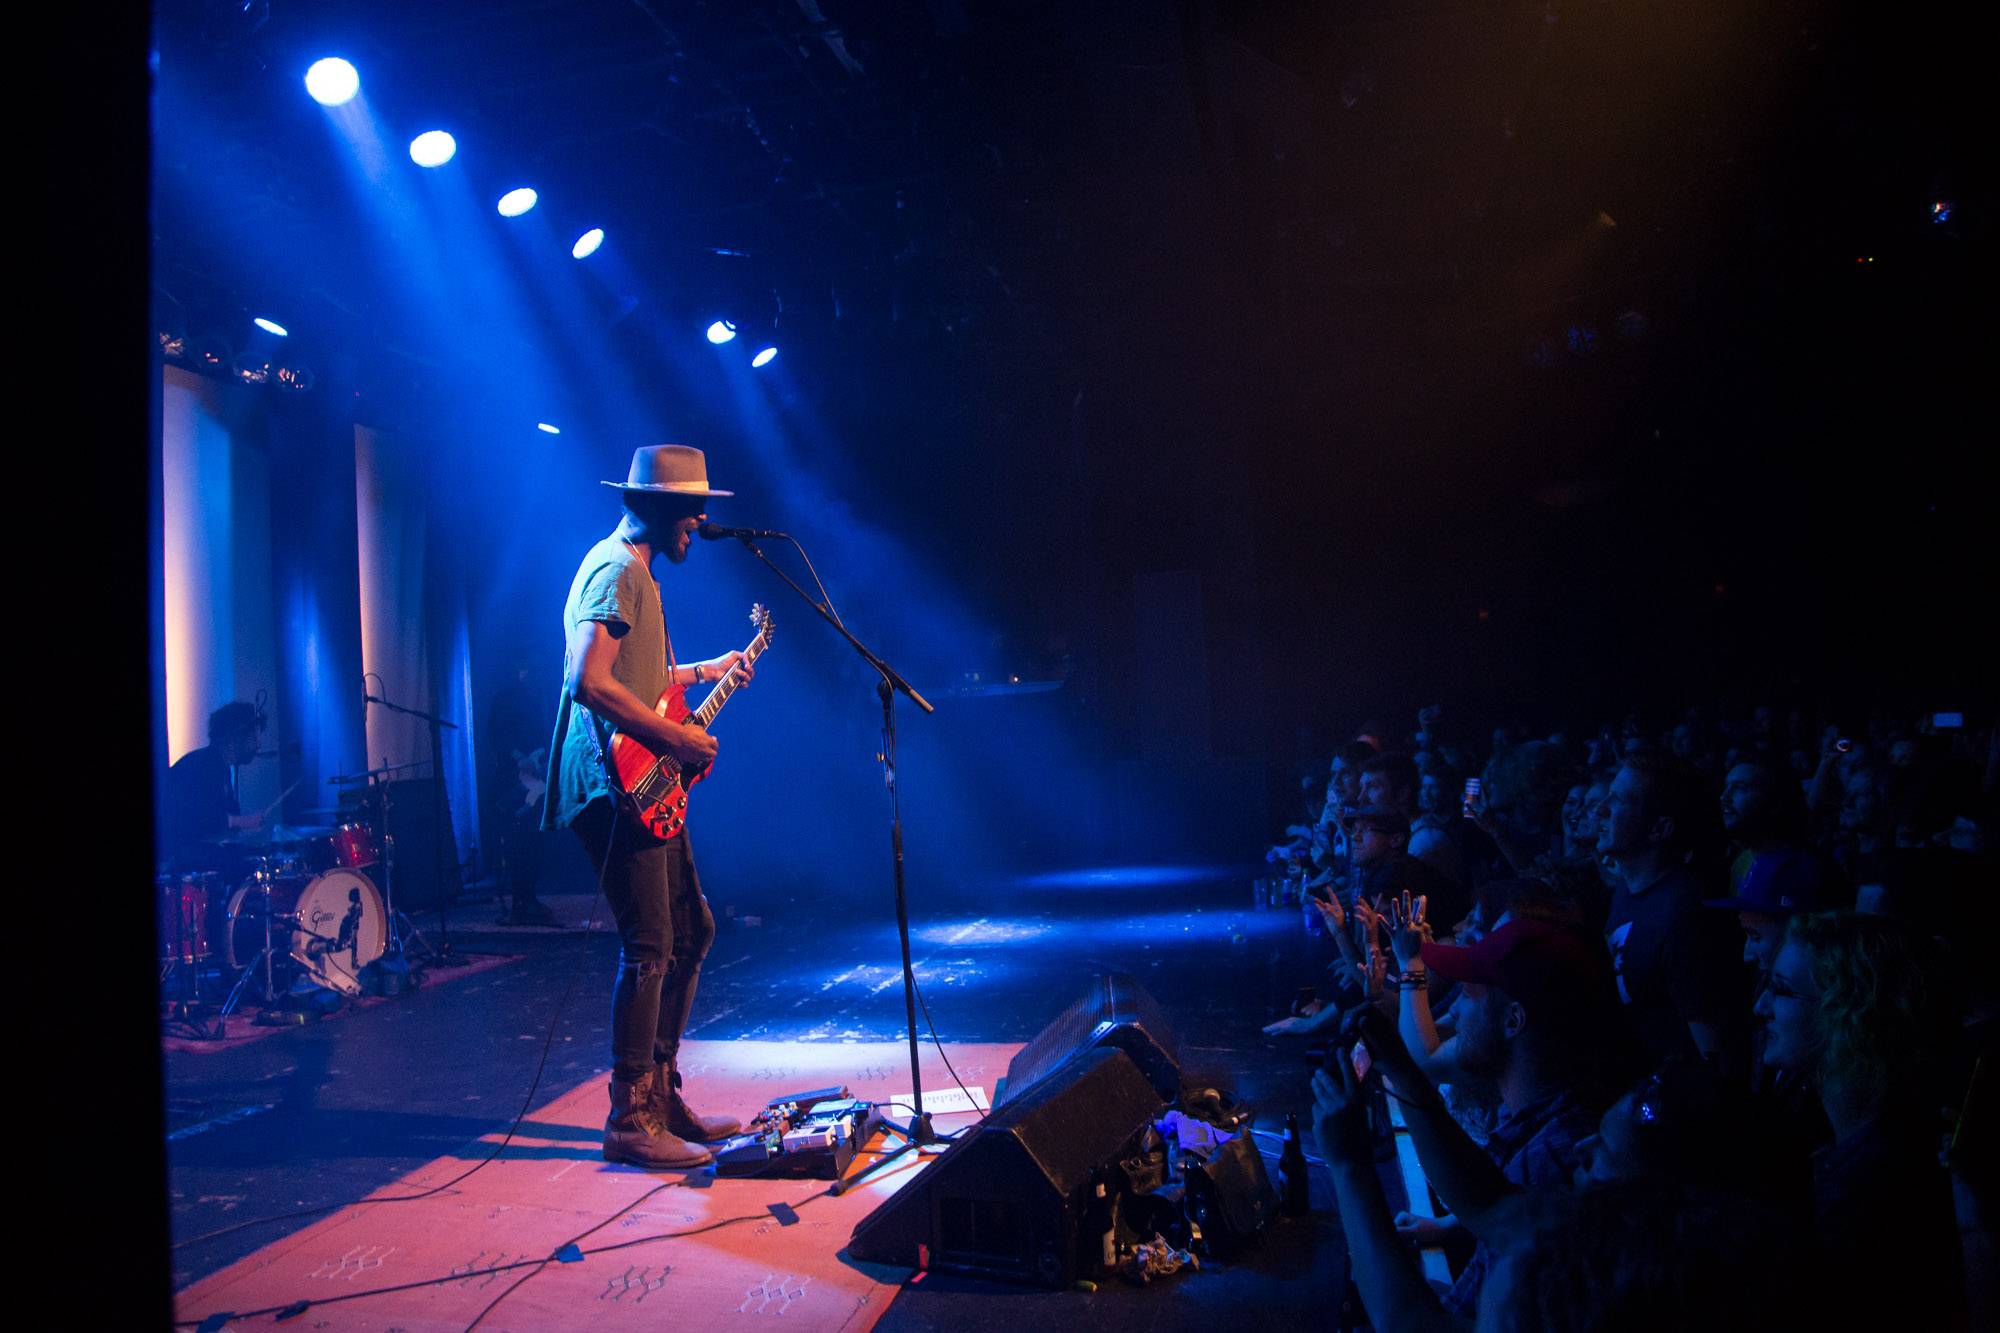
[266,824,337,842]
[329,760,425,785]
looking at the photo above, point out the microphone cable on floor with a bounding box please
[173,812,623,1256]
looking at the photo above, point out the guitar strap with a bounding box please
[574,544,674,844]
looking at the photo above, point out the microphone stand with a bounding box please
[724,534,941,1166]
[364,692,466,968]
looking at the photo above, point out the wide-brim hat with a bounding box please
[601,444,734,497]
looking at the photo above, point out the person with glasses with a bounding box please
[1754,910,1965,1324]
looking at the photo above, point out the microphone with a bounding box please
[698,522,789,541]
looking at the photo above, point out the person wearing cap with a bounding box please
[1308,922,1613,1329]
[544,445,754,1169]
[160,699,267,871]
[1706,847,1844,1137]
[1404,919,1613,1317]
[1704,845,1841,974]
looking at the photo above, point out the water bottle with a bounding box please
[1279,1112,1311,1216]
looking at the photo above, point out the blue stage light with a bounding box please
[1932,200,1954,224]
[706,320,737,345]
[751,346,778,367]
[571,228,605,259]
[497,188,539,217]
[409,130,457,167]
[536,422,561,435]
[304,58,360,107]
[253,318,290,337]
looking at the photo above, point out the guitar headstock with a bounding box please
[750,602,774,644]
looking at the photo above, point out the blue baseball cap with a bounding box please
[1704,847,1832,916]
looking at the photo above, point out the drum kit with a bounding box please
[158,761,431,1032]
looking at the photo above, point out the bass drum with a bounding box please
[225,868,388,996]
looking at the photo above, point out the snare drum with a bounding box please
[156,872,219,965]
[330,821,379,869]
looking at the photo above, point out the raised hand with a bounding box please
[1352,894,1385,952]
[1464,782,1499,834]
[1362,942,1389,1001]
[1388,892,1431,968]
[1312,1058,1373,1164]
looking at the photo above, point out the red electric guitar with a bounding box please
[608,603,774,839]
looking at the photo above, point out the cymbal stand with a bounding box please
[218,862,281,1020]
[376,801,436,966]
[363,690,463,967]
[159,947,216,1040]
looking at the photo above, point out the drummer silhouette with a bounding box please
[160,700,266,873]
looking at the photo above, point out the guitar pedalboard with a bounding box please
[714,1084,885,1179]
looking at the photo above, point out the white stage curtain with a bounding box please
[157,364,282,812]
[355,425,480,873]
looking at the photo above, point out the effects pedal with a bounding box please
[714,1086,884,1179]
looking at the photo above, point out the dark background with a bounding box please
[151,0,1992,730]
[146,0,1991,867]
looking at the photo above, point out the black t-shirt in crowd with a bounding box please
[1603,863,1748,1069]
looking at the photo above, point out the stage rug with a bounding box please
[162,952,525,1055]
[175,1037,1021,1331]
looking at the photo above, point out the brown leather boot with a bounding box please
[651,1063,743,1142]
[604,1069,713,1168]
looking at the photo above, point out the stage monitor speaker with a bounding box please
[996,971,1181,1107]
[380,777,462,910]
[847,1045,1162,1287]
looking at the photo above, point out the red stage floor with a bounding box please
[175,1038,1018,1331]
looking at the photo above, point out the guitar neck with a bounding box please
[690,631,769,728]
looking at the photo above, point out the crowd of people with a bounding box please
[1261,703,1995,1330]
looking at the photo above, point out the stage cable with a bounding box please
[172,809,624,1256]
[172,1183,837,1330]
[777,534,845,629]
[909,974,987,1125]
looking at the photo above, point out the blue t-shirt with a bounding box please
[542,536,673,831]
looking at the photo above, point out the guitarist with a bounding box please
[543,445,754,1169]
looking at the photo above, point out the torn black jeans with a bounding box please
[573,798,716,1084]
